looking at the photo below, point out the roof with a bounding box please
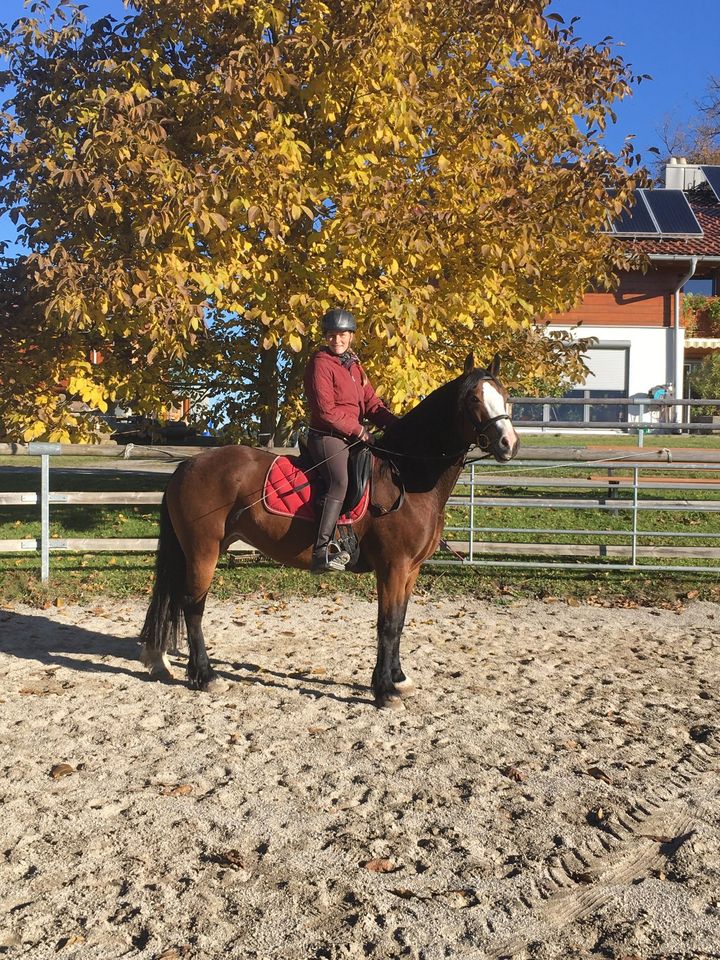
[616,189,720,259]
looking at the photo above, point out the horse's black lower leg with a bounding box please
[390,614,407,685]
[184,594,218,691]
[372,597,408,709]
[388,567,419,695]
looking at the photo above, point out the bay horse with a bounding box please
[140,353,519,708]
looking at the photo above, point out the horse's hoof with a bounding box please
[393,677,416,698]
[142,649,173,682]
[376,694,405,711]
[149,665,174,683]
[202,676,228,694]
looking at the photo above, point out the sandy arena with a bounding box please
[1,594,718,959]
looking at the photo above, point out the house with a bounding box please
[540,160,720,425]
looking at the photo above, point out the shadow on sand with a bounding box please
[0,610,374,706]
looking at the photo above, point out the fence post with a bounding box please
[631,466,639,567]
[637,403,645,448]
[28,442,62,583]
[469,462,475,563]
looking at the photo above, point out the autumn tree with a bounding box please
[1,0,644,443]
[654,75,720,175]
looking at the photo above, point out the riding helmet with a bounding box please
[321,308,357,334]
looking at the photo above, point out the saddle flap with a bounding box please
[342,444,372,515]
[264,454,370,524]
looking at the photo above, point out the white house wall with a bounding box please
[546,324,680,400]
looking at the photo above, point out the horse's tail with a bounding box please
[140,493,186,655]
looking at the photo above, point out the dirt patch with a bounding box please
[1,596,718,959]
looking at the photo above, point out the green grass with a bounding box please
[1,552,718,609]
[514,431,720,450]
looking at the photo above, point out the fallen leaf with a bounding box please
[442,888,480,908]
[50,763,76,780]
[54,597,66,608]
[686,590,699,600]
[216,849,245,869]
[159,783,193,797]
[308,726,328,735]
[20,684,61,696]
[310,667,327,675]
[363,858,399,873]
[502,766,527,782]
[586,766,612,784]
[57,934,86,949]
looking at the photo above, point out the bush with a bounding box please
[690,353,720,416]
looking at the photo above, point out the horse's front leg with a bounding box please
[373,565,415,709]
[390,566,420,697]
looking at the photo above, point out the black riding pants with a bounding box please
[307,432,350,503]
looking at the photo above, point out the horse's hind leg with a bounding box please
[183,545,221,692]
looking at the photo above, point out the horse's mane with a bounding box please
[381,368,489,454]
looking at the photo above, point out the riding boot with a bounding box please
[311,497,350,573]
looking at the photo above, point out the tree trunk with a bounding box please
[257,344,279,446]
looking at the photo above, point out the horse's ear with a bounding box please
[463,352,475,374]
[488,354,501,378]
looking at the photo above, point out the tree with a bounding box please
[1,0,645,443]
[653,75,720,175]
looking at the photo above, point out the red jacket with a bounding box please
[305,348,398,438]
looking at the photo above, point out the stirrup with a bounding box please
[311,543,350,573]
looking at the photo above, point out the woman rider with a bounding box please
[304,308,399,573]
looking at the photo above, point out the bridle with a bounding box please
[463,379,512,452]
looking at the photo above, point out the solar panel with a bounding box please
[643,189,703,235]
[701,166,720,202]
[610,190,659,235]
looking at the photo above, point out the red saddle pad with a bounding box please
[263,456,370,524]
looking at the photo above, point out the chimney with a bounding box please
[665,157,684,189]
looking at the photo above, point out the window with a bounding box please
[684,277,715,296]
[513,344,630,425]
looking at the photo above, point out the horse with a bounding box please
[140,353,519,708]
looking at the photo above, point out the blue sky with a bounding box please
[1,0,718,254]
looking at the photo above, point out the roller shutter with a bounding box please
[575,348,628,391]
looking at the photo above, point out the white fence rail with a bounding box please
[4,439,720,581]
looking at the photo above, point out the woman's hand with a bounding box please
[358,428,373,444]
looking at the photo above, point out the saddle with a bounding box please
[263,442,373,523]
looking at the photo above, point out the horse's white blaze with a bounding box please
[482,381,518,448]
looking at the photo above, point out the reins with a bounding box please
[229,378,514,523]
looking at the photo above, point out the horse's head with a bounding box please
[459,353,519,462]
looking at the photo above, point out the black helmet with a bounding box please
[321,308,357,334]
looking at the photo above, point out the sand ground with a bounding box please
[0,594,718,960]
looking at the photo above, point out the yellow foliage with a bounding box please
[0,0,646,442]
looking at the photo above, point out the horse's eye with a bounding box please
[467,395,480,405]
